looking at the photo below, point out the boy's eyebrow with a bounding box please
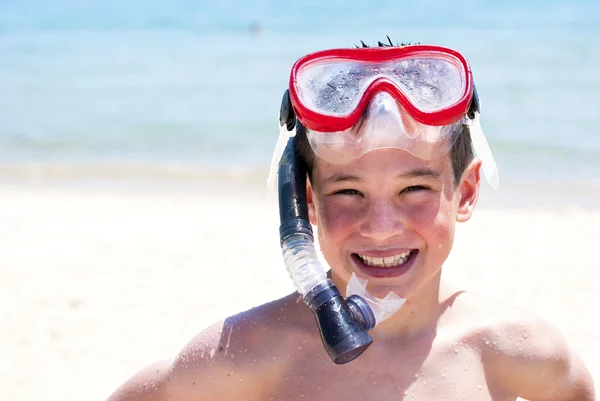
[324,168,442,184]
[324,172,362,183]
[399,168,442,180]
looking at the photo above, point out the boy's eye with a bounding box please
[401,185,429,194]
[334,189,362,196]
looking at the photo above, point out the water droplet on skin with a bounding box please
[478,385,483,390]
[454,348,458,354]
[523,333,529,339]
[404,390,408,396]
[414,373,419,378]
[485,340,490,345]
[441,373,445,378]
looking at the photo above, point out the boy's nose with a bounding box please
[359,199,405,240]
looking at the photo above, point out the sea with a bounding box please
[1,0,600,194]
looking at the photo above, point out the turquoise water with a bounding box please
[1,0,600,181]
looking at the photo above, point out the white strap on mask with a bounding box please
[466,111,499,189]
[266,122,296,201]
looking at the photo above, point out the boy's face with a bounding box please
[307,148,480,299]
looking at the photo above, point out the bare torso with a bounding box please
[170,291,518,401]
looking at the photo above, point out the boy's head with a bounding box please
[279,40,491,299]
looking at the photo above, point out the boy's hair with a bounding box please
[295,37,475,186]
[295,123,474,186]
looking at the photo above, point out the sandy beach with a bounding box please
[1,177,598,400]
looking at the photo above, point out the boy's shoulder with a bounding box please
[165,292,317,400]
[444,288,591,399]
[448,288,566,349]
[447,288,569,359]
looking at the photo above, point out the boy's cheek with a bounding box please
[317,202,357,228]
[429,220,456,259]
[414,209,455,250]
[317,216,354,241]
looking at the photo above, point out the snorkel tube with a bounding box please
[277,90,376,364]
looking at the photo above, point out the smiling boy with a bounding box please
[107,42,594,400]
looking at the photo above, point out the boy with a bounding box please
[107,42,594,400]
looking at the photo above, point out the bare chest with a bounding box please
[255,340,512,401]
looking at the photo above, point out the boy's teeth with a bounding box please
[357,251,413,268]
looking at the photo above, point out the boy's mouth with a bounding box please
[352,250,418,278]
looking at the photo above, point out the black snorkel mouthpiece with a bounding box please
[304,283,376,364]
[277,89,375,364]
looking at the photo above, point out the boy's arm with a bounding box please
[485,315,595,401]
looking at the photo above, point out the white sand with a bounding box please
[1,182,598,400]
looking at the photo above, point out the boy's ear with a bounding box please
[306,178,317,225]
[456,159,481,223]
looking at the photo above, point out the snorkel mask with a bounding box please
[269,44,498,364]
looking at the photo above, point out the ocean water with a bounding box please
[1,0,600,183]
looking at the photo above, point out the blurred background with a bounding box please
[1,0,599,197]
[2,1,599,400]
